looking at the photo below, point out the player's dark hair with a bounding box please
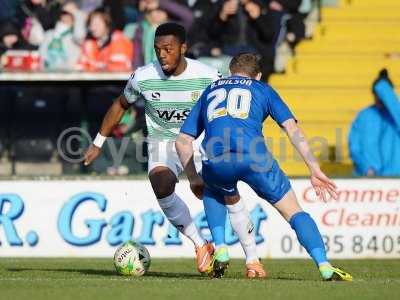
[155,22,186,44]
[229,53,262,78]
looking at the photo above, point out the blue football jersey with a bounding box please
[180,75,295,159]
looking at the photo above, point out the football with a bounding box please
[113,241,151,276]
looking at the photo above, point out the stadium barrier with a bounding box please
[0,179,399,258]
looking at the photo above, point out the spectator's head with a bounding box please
[139,0,159,12]
[62,0,80,16]
[57,10,74,28]
[87,9,112,40]
[154,22,187,75]
[0,23,22,50]
[138,0,168,27]
[146,9,168,27]
[229,53,262,80]
[372,68,394,108]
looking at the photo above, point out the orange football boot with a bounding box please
[246,261,267,279]
[195,241,214,273]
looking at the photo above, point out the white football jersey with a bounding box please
[124,58,221,141]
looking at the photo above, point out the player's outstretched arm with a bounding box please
[282,118,338,201]
[175,133,204,199]
[84,95,130,166]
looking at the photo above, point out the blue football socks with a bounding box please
[289,211,328,266]
[203,188,227,247]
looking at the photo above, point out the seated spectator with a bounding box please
[39,10,82,70]
[62,1,87,42]
[16,0,63,46]
[186,0,219,58]
[285,0,308,49]
[349,69,400,176]
[80,0,134,30]
[0,22,36,59]
[206,0,280,81]
[77,8,134,72]
[130,0,193,68]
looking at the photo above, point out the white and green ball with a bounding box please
[113,241,151,276]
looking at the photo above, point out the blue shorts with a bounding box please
[202,153,291,205]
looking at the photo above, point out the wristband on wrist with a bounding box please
[93,133,107,148]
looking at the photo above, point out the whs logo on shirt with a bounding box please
[156,109,191,123]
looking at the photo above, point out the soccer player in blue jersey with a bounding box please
[175,53,353,281]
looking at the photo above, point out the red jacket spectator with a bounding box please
[77,9,133,71]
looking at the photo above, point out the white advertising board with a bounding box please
[0,179,399,258]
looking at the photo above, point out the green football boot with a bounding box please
[209,247,230,278]
[319,264,353,281]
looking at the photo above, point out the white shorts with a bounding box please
[147,138,203,178]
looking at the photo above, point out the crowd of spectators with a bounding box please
[0,0,314,175]
[2,1,398,178]
[0,0,313,79]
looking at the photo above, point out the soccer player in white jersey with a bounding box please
[84,23,221,274]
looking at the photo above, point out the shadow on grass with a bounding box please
[7,268,206,280]
[145,271,207,280]
[7,268,313,281]
[272,276,308,281]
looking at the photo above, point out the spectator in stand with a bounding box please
[130,0,193,68]
[268,0,305,49]
[16,0,63,46]
[349,69,400,177]
[77,8,133,71]
[62,1,87,41]
[39,9,82,70]
[0,22,36,59]
[206,0,279,81]
[185,0,219,58]
[78,0,138,30]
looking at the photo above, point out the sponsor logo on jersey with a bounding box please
[156,109,191,122]
[151,92,161,100]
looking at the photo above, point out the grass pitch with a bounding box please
[0,258,399,300]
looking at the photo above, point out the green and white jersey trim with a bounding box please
[124,58,221,141]
[138,78,214,92]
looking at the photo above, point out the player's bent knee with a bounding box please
[149,167,177,199]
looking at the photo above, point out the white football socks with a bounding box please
[158,193,205,247]
[226,199,259,264]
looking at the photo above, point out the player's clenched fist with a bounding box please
[84,144,101,166]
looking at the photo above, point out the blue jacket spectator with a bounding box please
[349,69,400,177]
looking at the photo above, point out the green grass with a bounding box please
[0,258,399,300]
